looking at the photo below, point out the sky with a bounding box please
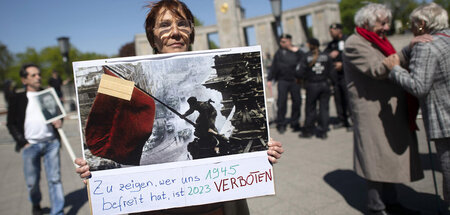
[0,0,317,56]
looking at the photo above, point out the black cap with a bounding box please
[280,34,292,40]
[329,23,343,29]
[307,38,320,47]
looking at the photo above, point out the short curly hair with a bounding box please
[354,3,392,29]
[410,2,448,32]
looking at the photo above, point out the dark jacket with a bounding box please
[7,89,60,152]
[324,35,347,63]
[48,76,63,98]
[325,35,348,79]
[268,48,304,82]
[298,50,334,83]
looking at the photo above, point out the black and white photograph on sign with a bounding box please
[35,87,66,123]
[74,47,270,171]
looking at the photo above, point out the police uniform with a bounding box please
[325,24,351,128]
[268,47,304,132]
[298,44,334,138]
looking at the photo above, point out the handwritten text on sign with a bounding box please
[88,151,274,215]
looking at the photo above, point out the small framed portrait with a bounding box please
[35,88,66,123]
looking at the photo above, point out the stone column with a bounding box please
[214,0,244,48]
[192,32,209,51]
[312,9,328,44]
[192,25,219,51]
[284,16,305,46]
[311,2,341,45]
[134,34,153,56]
[254,20,277,58]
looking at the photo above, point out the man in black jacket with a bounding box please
[267,34,304,133]
[7,63,64,215]
[325,23,351,129]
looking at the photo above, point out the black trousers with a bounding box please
[333,76,351,126]
[435,138,450,204]
[367,180,398,211]
[303,82,330,134]
[276,80,301,127]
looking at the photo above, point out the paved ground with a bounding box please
[0,90,447,215]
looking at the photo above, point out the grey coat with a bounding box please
[343,33,424,183]
[389,29,450,140]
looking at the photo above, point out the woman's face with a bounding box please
[153,9,192,54]
[370,16,390,38]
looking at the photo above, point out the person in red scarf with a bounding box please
[74,1,284,214]
[343,3,423,215]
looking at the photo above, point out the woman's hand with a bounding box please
[410,34,433,49]
[74,139,284,184]
[267,138,283,164]
[383,54,400,71]
[75,157,91,184]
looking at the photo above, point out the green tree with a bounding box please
[339,0,382,35]
[386,0,419,33]
[433,0,449,15]
[5,45,109,88]
[119,42,136,57]
[193,17,203,27]
[16,47,41,66]
[9,47,42,87]
[194,17,220,49]
[0,42,13,88]
[71,49,108,62]
[307,26,313,39]
[14,46,71,85]
[40,46,69,81]
[208,40,219,49]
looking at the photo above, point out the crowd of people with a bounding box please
[4,0,449,215]
[267,2,448,215]
[268,23,351,139]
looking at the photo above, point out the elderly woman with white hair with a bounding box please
[343,3,423,215]
[384,2,450,204]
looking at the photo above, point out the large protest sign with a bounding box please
[73,46,274,214]
[88,151,273,214]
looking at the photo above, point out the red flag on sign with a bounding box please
[85,67,156,165]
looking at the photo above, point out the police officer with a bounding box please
[267,34,304,134]
[298,38,334,139]
[325,23,351,129]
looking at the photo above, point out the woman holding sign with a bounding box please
[75,0,284,214]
